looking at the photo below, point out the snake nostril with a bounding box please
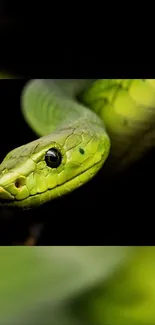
[15,179,22,188]
[14,177,26,188]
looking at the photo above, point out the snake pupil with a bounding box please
[45,148,62,168]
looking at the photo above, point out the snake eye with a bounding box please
[45,148,62,168]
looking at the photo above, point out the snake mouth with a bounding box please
[0,160,103,209]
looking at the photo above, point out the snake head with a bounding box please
[0,125,110,209]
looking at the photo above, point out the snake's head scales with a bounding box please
[0,124,110,209]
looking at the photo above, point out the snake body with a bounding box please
[1,79,155,209]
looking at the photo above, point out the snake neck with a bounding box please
[21,79,100,137]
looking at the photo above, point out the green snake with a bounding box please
[1,79,155,209]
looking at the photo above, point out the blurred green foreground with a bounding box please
[0,246,155,325]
